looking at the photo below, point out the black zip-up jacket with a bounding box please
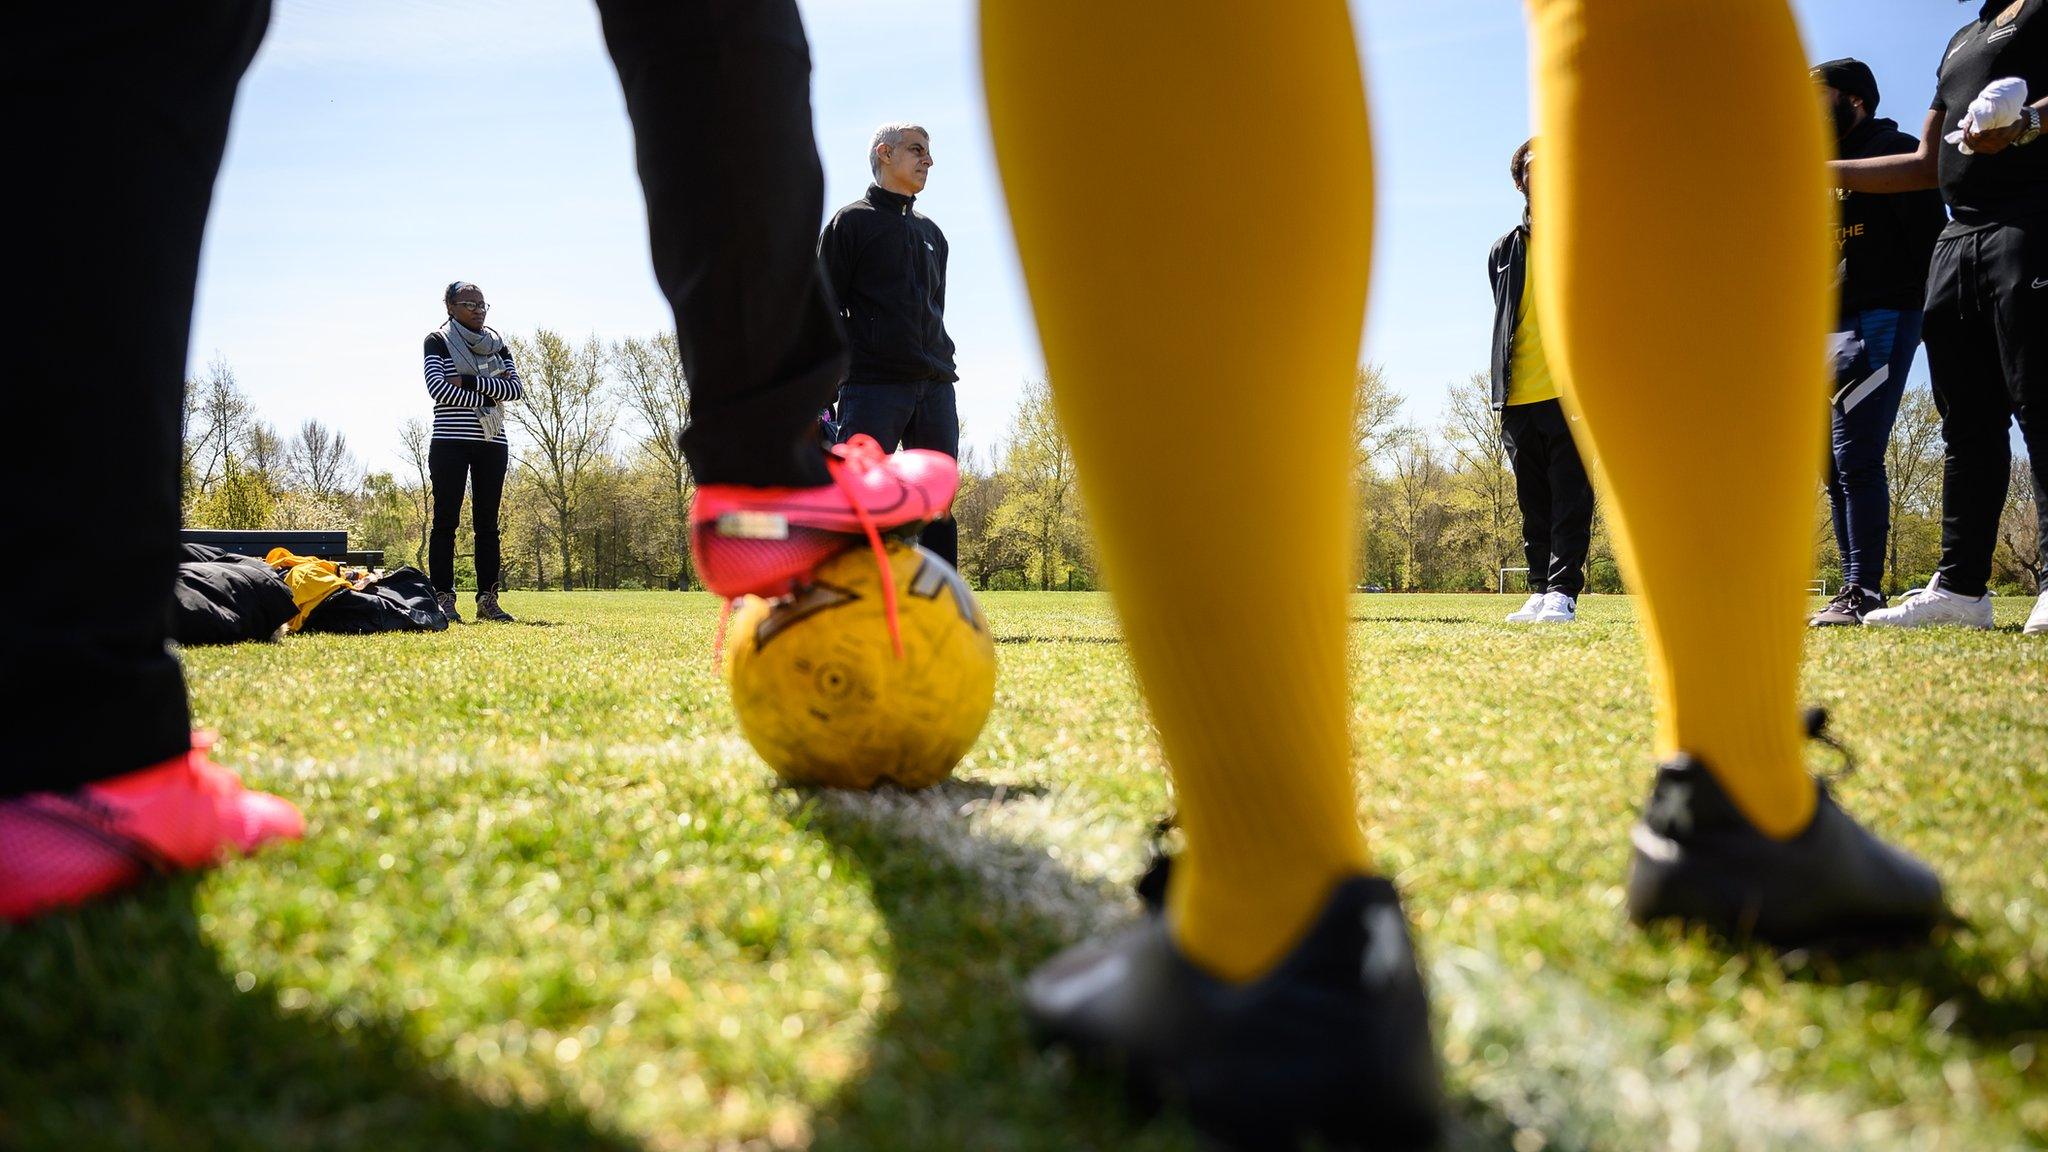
[1485,218,1529,411]
[1833,116,1947,315]
[818,184,958,385]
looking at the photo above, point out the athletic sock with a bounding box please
[1527,0,1823,838]
[981,0,1374,980]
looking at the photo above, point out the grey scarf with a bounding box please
[439,319,510,440]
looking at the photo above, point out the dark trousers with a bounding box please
[10,0,840,796]
[9,2,271,796]
[596,0,846,490]
[1500,399,1595,598]
[1825,308,1920,594]
[837,380,962,567]
[1922,218,2048,597]
[428,439,509,593]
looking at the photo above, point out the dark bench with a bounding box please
[181,529,384,569]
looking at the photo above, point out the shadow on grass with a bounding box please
[0,876,639,1152]
[1630,915,2048,1047]
[785,785,1521,1152]
[1774,934,2048,1044]
[993,635,1124,646]
[784,788,1182,1152]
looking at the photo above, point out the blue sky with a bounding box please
[192,0,1975,476]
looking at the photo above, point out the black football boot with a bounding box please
[1627,711,1946,946]
[1024,874,1442,1151]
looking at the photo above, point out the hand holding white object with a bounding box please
[1944,77,2028,154]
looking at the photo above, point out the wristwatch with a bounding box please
[2019,106,2044,147]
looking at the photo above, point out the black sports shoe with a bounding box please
[435,591,465,625]
[1808,585,1884,627]
[1626,745,1945,945]
[475,589,515,623]
[1024,875,1441,1151]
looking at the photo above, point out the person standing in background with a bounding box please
[1489,139,1596,625]
[1808,58,1946,626]
[424,282,523,624]
[819,123,962,568]
[1838,1,2046,633]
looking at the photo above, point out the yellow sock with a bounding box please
[981,1,1373,980]
[1528,0,1824,837]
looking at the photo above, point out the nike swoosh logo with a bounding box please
[1033,954,1129,1014]
[1946,43,1966,60]
[1495,263,1511,276]
[2035,278,2048,289]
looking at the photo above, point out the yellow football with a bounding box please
[724,541,997,790]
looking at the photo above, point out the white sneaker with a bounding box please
[1506,592,1546,623]
[1861,575,1994,630]
[1533,590,1577,623]
[2026,589,2048,636]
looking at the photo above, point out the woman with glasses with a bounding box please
[423,281,522,623]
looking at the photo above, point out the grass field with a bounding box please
[3,591,2043,1152]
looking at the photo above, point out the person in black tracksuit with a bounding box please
[1837,0,2046,630]
[1488,138,1595,623]
[1807,59,1947,626]
[819,124,962,568]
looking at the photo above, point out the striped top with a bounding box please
[423,332,524,442]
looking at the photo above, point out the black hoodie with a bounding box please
[818,184,959,386]
[1833,115,1947,314]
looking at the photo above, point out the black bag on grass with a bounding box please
[172,545,299,646]
[300,566,448,635]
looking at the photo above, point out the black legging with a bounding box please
[15,0,844,795]
[428,439,508,594]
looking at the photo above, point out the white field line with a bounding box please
[804,779,1992,1152]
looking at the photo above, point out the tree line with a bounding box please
[182,343,2039,596]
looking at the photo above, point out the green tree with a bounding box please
[612,332,694,588]
[1349,364,1404,587]
[507,331,615,590]
[1884,387,1945,595]
[355,471,420,570]
[1385,426,1448,590]
[1995,454,2040,594]
[1441,373,1518,587]
[188,466,273,529]
[991,379,1090,590]
[397,419,435,568]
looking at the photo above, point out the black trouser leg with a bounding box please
[904,382,962,568]
[428,441,473,594]
[1501,403,1555,593]
[1542,404,1595,599]
[8,2,270,797]
[594,0,845,489]
[470,442,509,590]
[1924,231,2016,598]
[836,384,919,448]
[1983,219,2048,583]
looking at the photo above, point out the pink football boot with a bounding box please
[690,434,957,599]
[0,732,305,922]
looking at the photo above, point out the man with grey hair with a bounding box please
[819,122,962,567]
